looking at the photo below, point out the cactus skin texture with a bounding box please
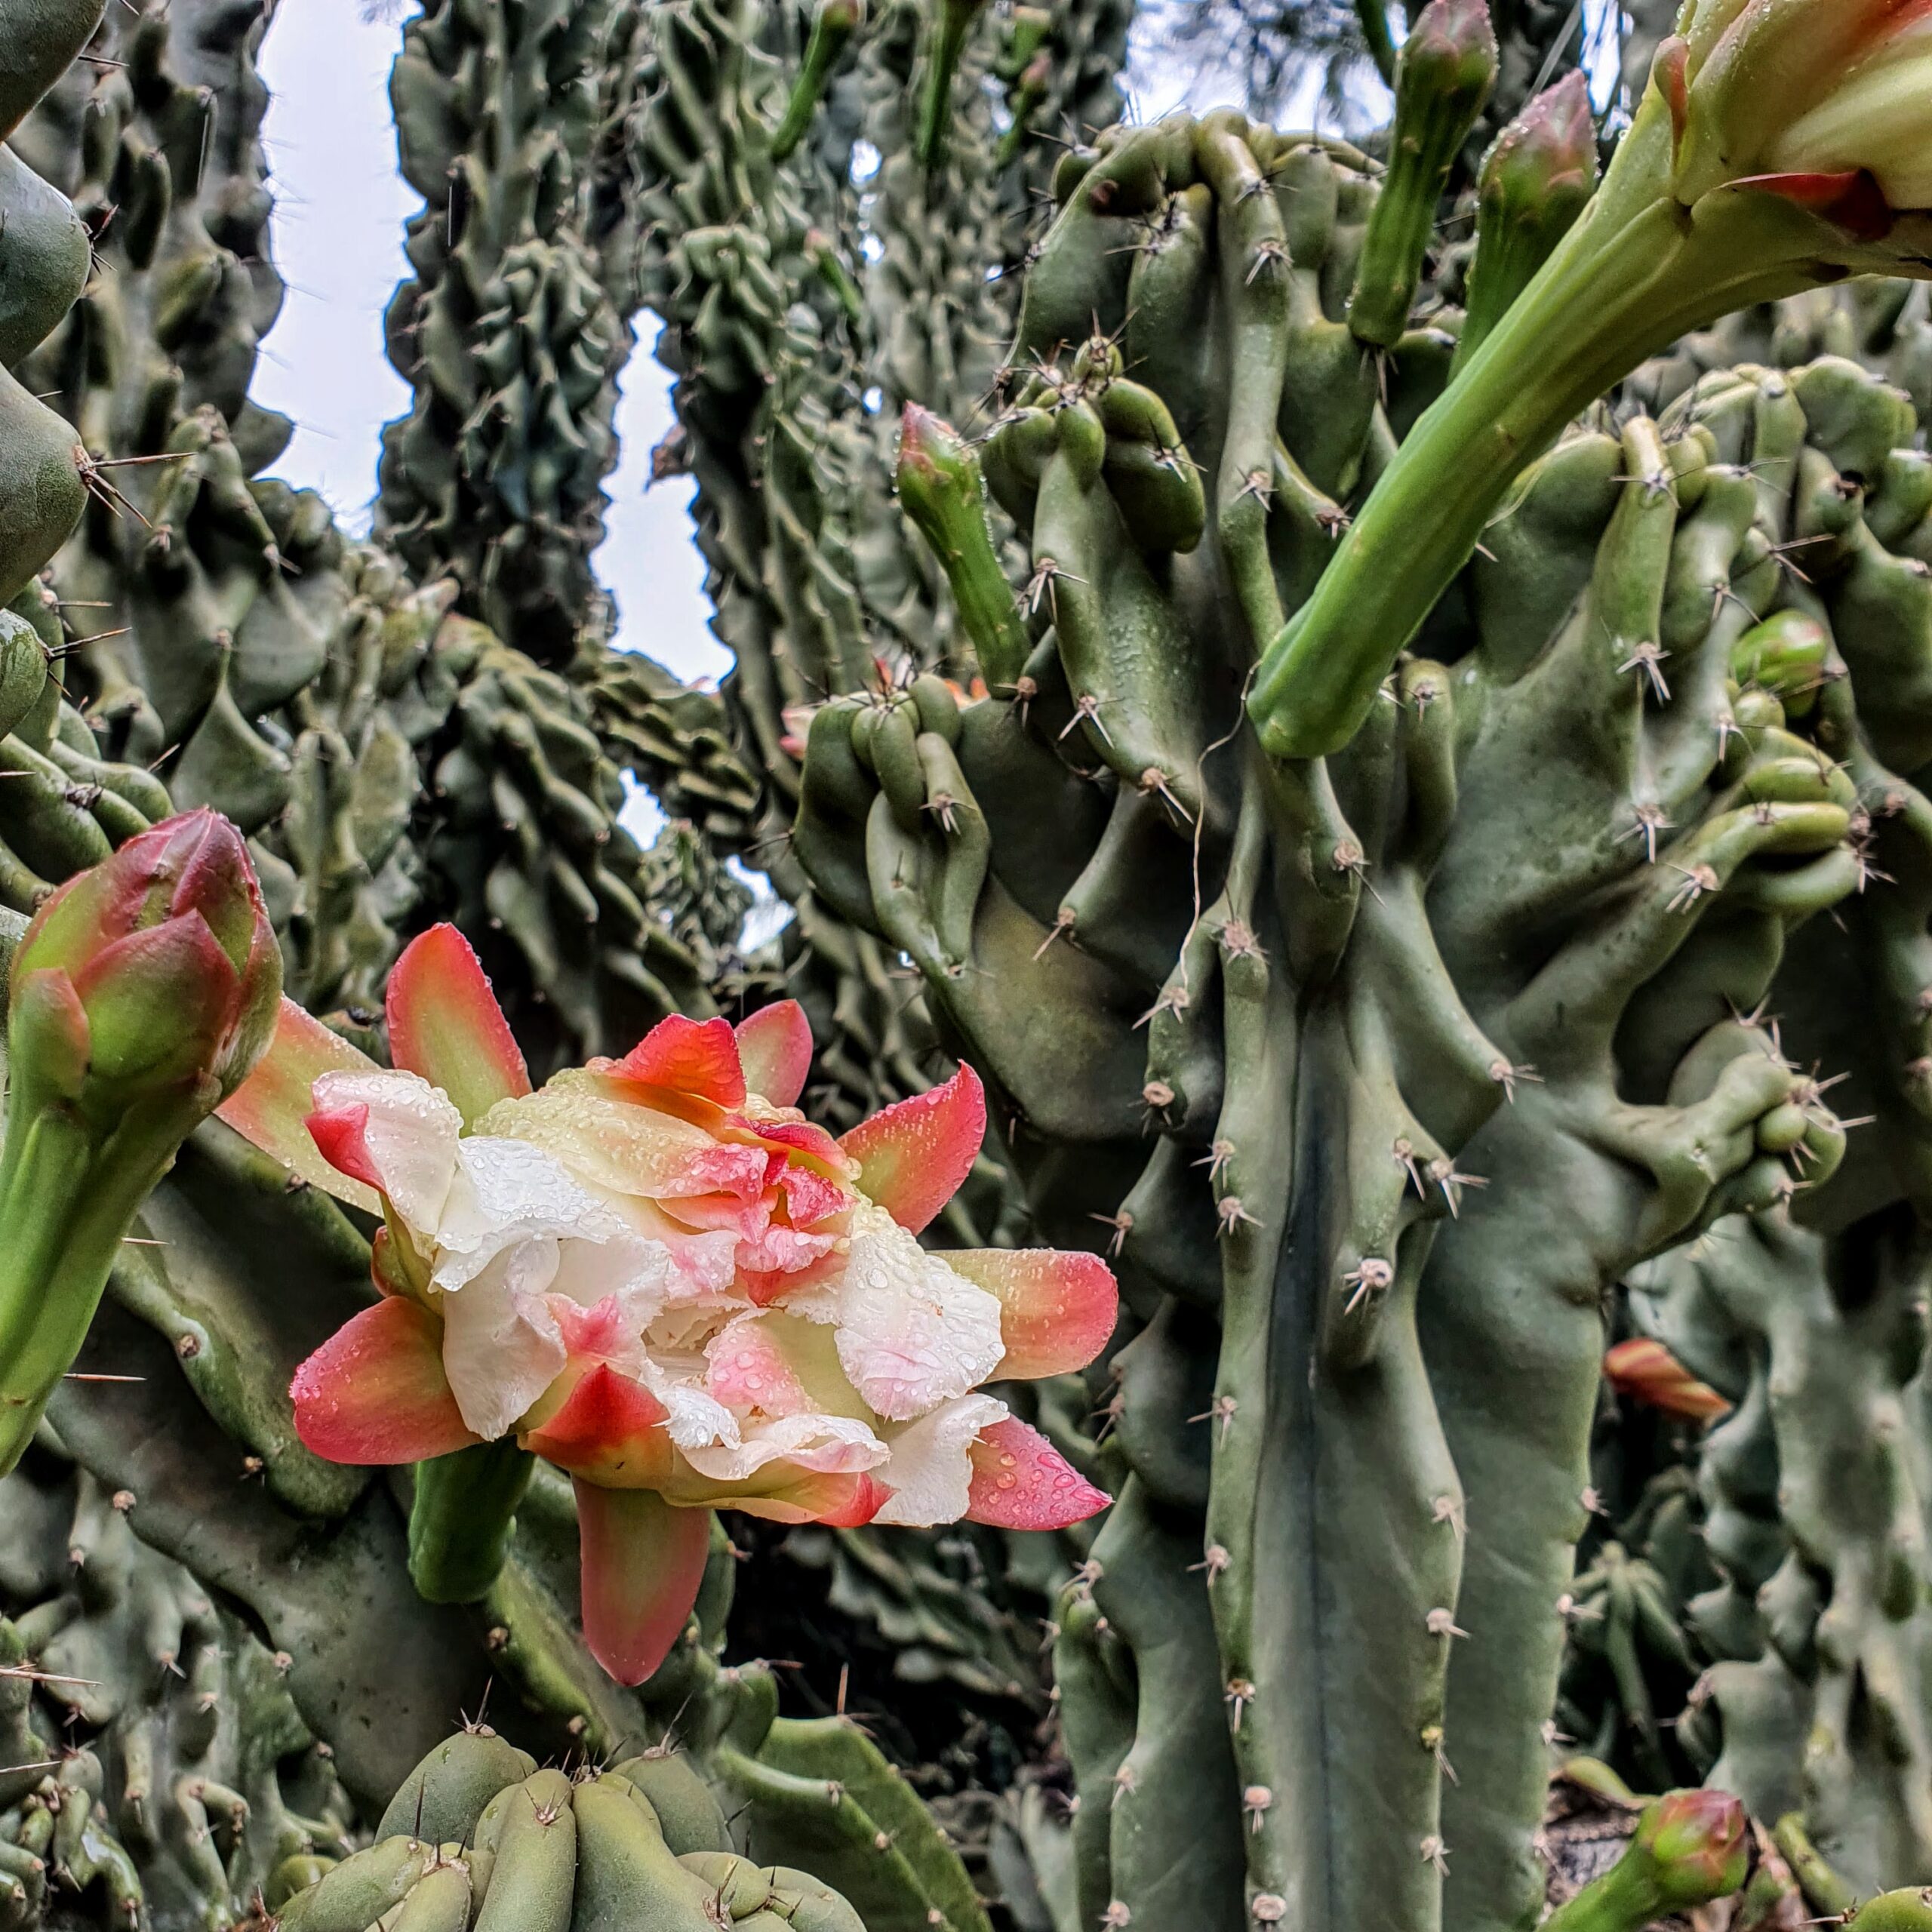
[272,1730,884,1932]
[0,0,94,609]
[0,1437,358,1931]
[376,0,644,666]
[783,97,1932,1932]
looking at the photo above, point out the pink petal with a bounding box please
[290,1299,479,1464]
[521,1364,675,1488]
[385,924,530,1126]
[705,1319,812,1418]
[574,1482,712,1686]
[751,1118,849,1171]
[735,1001,813,1106]
[600,1015,746,1109]
[681,1468,892,1526]
[305,1102,382,1195]
[965,1419,1110,1531]
[946,1248,1118,1380]
[216,998,381,1212]
[838,1063,986,1234]
[1731,168,1894,242]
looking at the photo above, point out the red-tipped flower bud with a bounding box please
[11,808,281,1117]
[1403,0,1501,103]
[1458,70,1600,368]
[1634,1790,1749,1912]
[1604,1339,1731,1421]
[1480,69,1597,232]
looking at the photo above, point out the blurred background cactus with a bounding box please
[8,0,1932,1927]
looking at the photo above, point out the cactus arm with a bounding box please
[771,0,861,163]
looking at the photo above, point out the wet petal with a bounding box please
[386,924,530,1124]
[873,1393,1008,1527]
[945,1247,1118,1379]
[838,1063,985,1233]
[735,1000,814,1106]
[291,1298,479,1464]
[309,1069,463,1235]
[678,1411,885,1484]
[600,1014,746,1108]
[832,1204,1005,1420]
[966,1417,1112,1531]
[438,1246,569,1440]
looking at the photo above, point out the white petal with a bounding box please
[830,1204,1005,1421]
[439,1247,568,1439]
[679,1412,886,1484]
[312,1069,461,1235]
[432,1138,655,1295]
[873,1394,1008,1527]
[633,1357,741,1451]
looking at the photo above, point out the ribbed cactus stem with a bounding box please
[1453,69,1598,374]
[407,1439,538,1604]
[1348,0,1500,349]
[771,0,864,163]
[916,0,989,170]
[896,404,1030,689]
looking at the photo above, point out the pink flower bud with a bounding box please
[1634,1789,1749,1911]
[11,810,281,1115]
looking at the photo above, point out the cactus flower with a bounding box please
[0,811,281,1472]
[1251,0,1932,761]
[219,924,1116,1683]
[1603,1339,1732,1421]
[1670,0,1932,214]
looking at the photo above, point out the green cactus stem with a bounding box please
[1453,69,1598,374]
[1347,0,1499,350]
[916,0,989,170]
[1355,0,1401,87]
[771,0,864,162]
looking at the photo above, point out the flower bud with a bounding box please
[11,808,281,1118]
[1632,1789,1749,1912]
[1604,1338,1731,1420]
[1459,72,1600,367]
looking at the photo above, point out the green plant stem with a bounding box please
[1542,1854,1668,1932]
[770,5,854,164]
[1355,0,1399,87]
[1249,112,1870,761]
[916,0,984,171]
[0,1090,209,1472]
[408,1438,538,1604]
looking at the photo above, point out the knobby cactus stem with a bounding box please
[1250,94,1932,761]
